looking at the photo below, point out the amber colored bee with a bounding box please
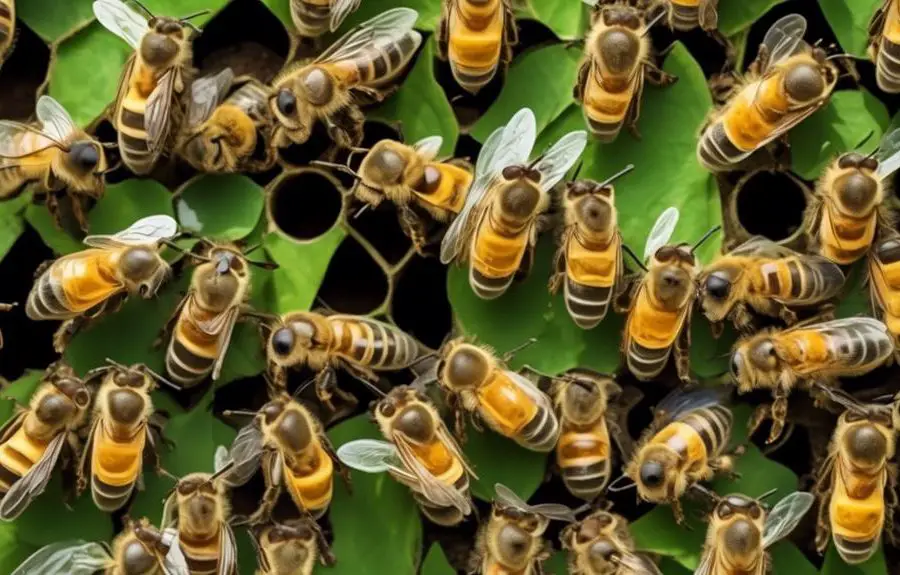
[0,362,91,520]
[697,236,845,334]
[290,0,360,38]
[270,8,422,149]
[0,96,110,231]
[250,518,336,575]
[731,317,894,444]
[264,310,423,410]
[868,233,900,354]
[560,509,661,575]
[25,215,178,352]
[0,301,14,349]
[576,2,675,142]
[440,108,587,299]
[94,0,204,175]
[869,0,900,93]
[11,516,189,575]
[697,14,839,172]
[337,384,476,526]
[812,387,896,565]
[437,0,517,94]
[220,392,348,522]
[549,166,633,329]
[77,360,176,513]
[471,483,578,575]
[0,0,13,68]
[178,67,277,174]
[804,130,900,265]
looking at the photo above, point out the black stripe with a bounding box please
[471,268,513,299]
[0,23,9,40]
[386,42,403,69]
[120,133,149,152]
[0,4,10,18]
[672,6,698,31]
[170,338,215,371]
[371,53,388,78]
[586,117,623,142]
[0,462,21,490]
[788,260,803,298]
[92,477,134,510]
[119,109,145,131]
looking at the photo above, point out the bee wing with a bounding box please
[728,235,798,258]
[493,482,531,510]
[92,0,148,49]
[527,502,578,522]
[392,433,473,515]
[761,491,815,548]
[35,96,78,142]
[204,306,241,381]
[83,214,179,248]
[506,369,555,413]
[643,207,679,261]
[0,121,63,160]
[187,68,235,127]
[581,0,600,6]
[413,135,443,161]
[761,14,808,72]
[217,523,238,575]
[214,445,230,474]
[434,422,478,479]
[11,541,110,575]
[329,0,362,31]
[0,431,67,520]
[618,553,663,575]
[655,387,727,427]
[160,528,190,575]
[146,68,176,153]
[532,130,588,191]
[876,128,900,180]
[317,7,419,64]
[222,423,265,486]
[161,490,178,528]
[336,438,404,473]
[692,547,716,575]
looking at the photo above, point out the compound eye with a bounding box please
[655,246,676,261]
[70,142,100,171]
[639,461,664,488]
[74,389,91,408]
[730,352,743,378]
[271,328,294,356]
[705,273,731,300]
[749,504,762,520]
[862,157,879,172]
[379,402,396,418]
[502,165,524,180]
[277,89,297,116]
[718,504,734,519]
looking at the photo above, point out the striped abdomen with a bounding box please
[26,250,123,320]
[469,202,533,299]
[283,442,334,517]
[339,30,422,89]
[179,529,222,575]
[829,449,885,564]
[556,418,612,500]
[0,418,46,494]
[329,316,420,370]
[476,373,559,452]
[625,286,687,381]
[165,299,222,386]
[564,233,620,328]
[447,0,505,92]
[228,81,269,118]
[0,132,59,199]
[90,421,146,511]
[751,256,845,304]
[290,0,331,37]
[402,438,469,526]
[787,323,893,376]
[0,0,14,62]
[875,0,900,93]
[676,404,732,460]
[411,163,473,217]
[116,61,160,175]
[670,0,700,31]
[818,205,876,264]
[581,64,637,142]
[869,238,900,344]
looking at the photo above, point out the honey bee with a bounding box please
[219,392,348,522]
[804,130,900,265]
[869,233,900,354]
[813,386,896,565]
[576,2,676,142]
[697,14,839,172]
[560,509,662,575]
[0,95,110,231]
[270,8,422,149]
[11,516,189,575]
[437,0,517,94]
[25,214,178,352]
[549,165,633,329]
[869,0,900,93]
[315,135,474,254]
[621,207,719,383]
[0,0,13,68]
[0,362,91,520]
[249,518,336,575]
[337,384,476,526]
[440,108,587,299]
[697,236,845,334]
[77,360,177,513]
[618,387,736,524]
[291,0,360,38]
[0,301,14,349]
[731,317,894,444]
[694,490,814,575]
[94,0,204,175]
[264,310,424,410]
[471,483,578,575]
[177,67,277,174]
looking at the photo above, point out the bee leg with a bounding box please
[312,518,337,566]
[69,194,91,233]
[32,260,53,279]
[398,207,429,255]
[573,59,589,102]
[469,411,485,433]
[317,365,360,411]
[436,6,449,61]
[153,293,188,350]
[44,192,64,230]
[53,317,86,353]
[767,387,789,444]
[747,403,771,440]
[671,499,686,525]
[643,62,677,87]
[813,461,834,552]
[709,29,736,73]
[776,304,798,326]
[674,322,692,384]
[149,413,175,451]
[267,364,288,395]
[613,274,640,314]
[730,303,756,334]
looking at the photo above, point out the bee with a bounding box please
[804,130,900,265]
[813,387,896,565]
[560,509,662,575]
[270,8,422,149]
[337,384,476,526]
[731,317,894,444]
[264,310,424,410]
[94,0,205,175]
[219,392,348,522]
[621,207,719,383]
[440,108,587,299]
[0,362,91,520]
[177,67,278,174]
[0,95,110,231]
[697,14,839,172]
[10,516,189,575]
[549,165,633,329]
[77,360,177,513]
[619,388,736,524]
[869,233,900,354]
[315,135,474,254]
[471,483,578,575]
[694,490,814,575]
[291,0,360,38]
[869,0,900,93]
[249,518,336,575]
[697,235,845,334]
[575,2,676,142]
[0,301,14,348]
[437,0,517,94]
[25,214,178,352]
[0,0,13,68]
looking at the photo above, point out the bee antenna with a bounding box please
[311,160,361,180]
[621,244,649,272]
[408,350,439,369]
[570,160,584,182]
[756,488,778,502]
[353,203,371,219]
[855,130,875,150]
[205,460,235,485]
[356,377,387,398]
[222,409,258,418]
[291,376,318,400]
[597,164,635,189]
[689,483,719,502]
[158,468,180,482]
[642,10,667,35]
[144,366,183,392]
[129,0,155,18]
[691,225,722,254]
[104,357,131,372]
[607,474,635,492]
[101,141,118,149]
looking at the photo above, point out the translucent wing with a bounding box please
[527,502,578,522]
[187,68,235,127]
[506,370,556,417]
[413,135,443,161]
[218,524,238,575]
[494,483,530,510]
[92,0,148,49]
[329,0,362,31]
[161,528,190,575]
[0,431,67,520]
[761,14,808,72]
[729,235,797,258]
[532,130,588,191]
[11,541,110,575]
[337,439,403,473]
[619,553,663,575]
[0,122,61,159]
[220,423,264,487]
[146,69,176,153]
[83,214,179,248]
[214,445,230,474]
[581,0,600,6]
[692,547,716,575]
[643,207,679,261]
[495,482,575,520]
[35,96,78,142]
[317,7,419,64]
[208,307,241,381]
[876,128,900,180]
[392,434,472,514]
[762,492,815,548]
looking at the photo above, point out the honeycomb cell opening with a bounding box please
[734,170,807,243]
[267,170,344,242]
[315,237,389,315]
[0,24,50,121]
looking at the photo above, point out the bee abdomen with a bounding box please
[357,31,421,87]
[582,110,624,143]
[519,407,560,452]
[450,61,498,94]
[561,460,611,500]
[91,475,136,512]
[876,37,900,94]
[564,279,612,329]
[290,0,331,37]
[469,267,514,300]
[117,106,155,175]
[179,535,221,575]
[165,333,215,386]
[833,534,879,565]
[697,120,750,172]
[681,405,732,456]
[415,475,470,526]
[626,340,671,381]
[671,4,699,31]
[26,274,73,320]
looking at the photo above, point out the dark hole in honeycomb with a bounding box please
[0,23,49,121]
[347,202,412,266]
[735,171,806,242]
[268,170,343,241]
[278,121,334,167]
[392,256,451,349]
[316,235,389,315]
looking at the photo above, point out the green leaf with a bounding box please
[336,0,440,32]
[790,90,890,181]
[321,416,422,575]
[658,558,693,574]
[470,44,582,143]
[265,227,346,313]
[260,0,293,28]
[522,0,589,40]
[769,541,818,575]
[0,523,38,575]
[19,0,94,42]
[24,204,84,255]
[0,194,29,260]
[372,38,459,156]
[463,423,547,502]
[421,543,456,575]
[16,474,114,547]
[631,505,706,569]
[835,262,869,319]
[89,179,175,234]
[691,319,737,379]
[174,175,265,241]
[718,0,787,36]
[822,542,888,575]
[0,370,44,426]
[543,550,569,575]
[819,0,883,58]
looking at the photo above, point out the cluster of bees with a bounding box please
[1,0,900,573]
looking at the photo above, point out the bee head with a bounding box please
[363,141,408,186]
[698,264,742,322]
[633,445,679,502]
[716,494,763,559]
[783,54,829,104]
[841,418,889,470]
[832,156,880,215]
[140,19,183,67]
[442,343,491,391]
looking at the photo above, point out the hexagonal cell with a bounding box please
[391,256,451,349]
[315,235,389,315]
[277,121,335,168]
[346,202,412,266]
[267,169,345,241]
[0,23,50,121]
[729,170,810,249]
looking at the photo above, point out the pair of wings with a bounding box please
[694,492,815,575]
[173,284,242,381]
[492,482,580,522]
[439,108,588,264]
[319,0,362,33]
[80,214,179,249]
[0,96,83,163]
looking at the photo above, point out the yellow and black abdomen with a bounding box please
[670,0,700,31]
[283,442,334,518]
[679,404,732,459]
[818,206,876,265]
[869,238,900,347]
[875,0,900,93]
[0,418,46,494]
[754,256,845,304]
[166,298,222,386]
[829,458,885,564]
[0,134,57,199]
[469,209,531,299]
[625,287,684,381]
[581,65,637,142]
[342,30,422,89]
[290,0,332,37]
[447,0,505,93]
[411,162,473,218]
[476,372,558,451]
[564,233,620,328]
[178,529,222,575]
[26,251,123,320]
[405,439,469,526]
[90,422,146,512]
[329,316,420,370]
[556,418,611,500]
[116,63,158,176]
